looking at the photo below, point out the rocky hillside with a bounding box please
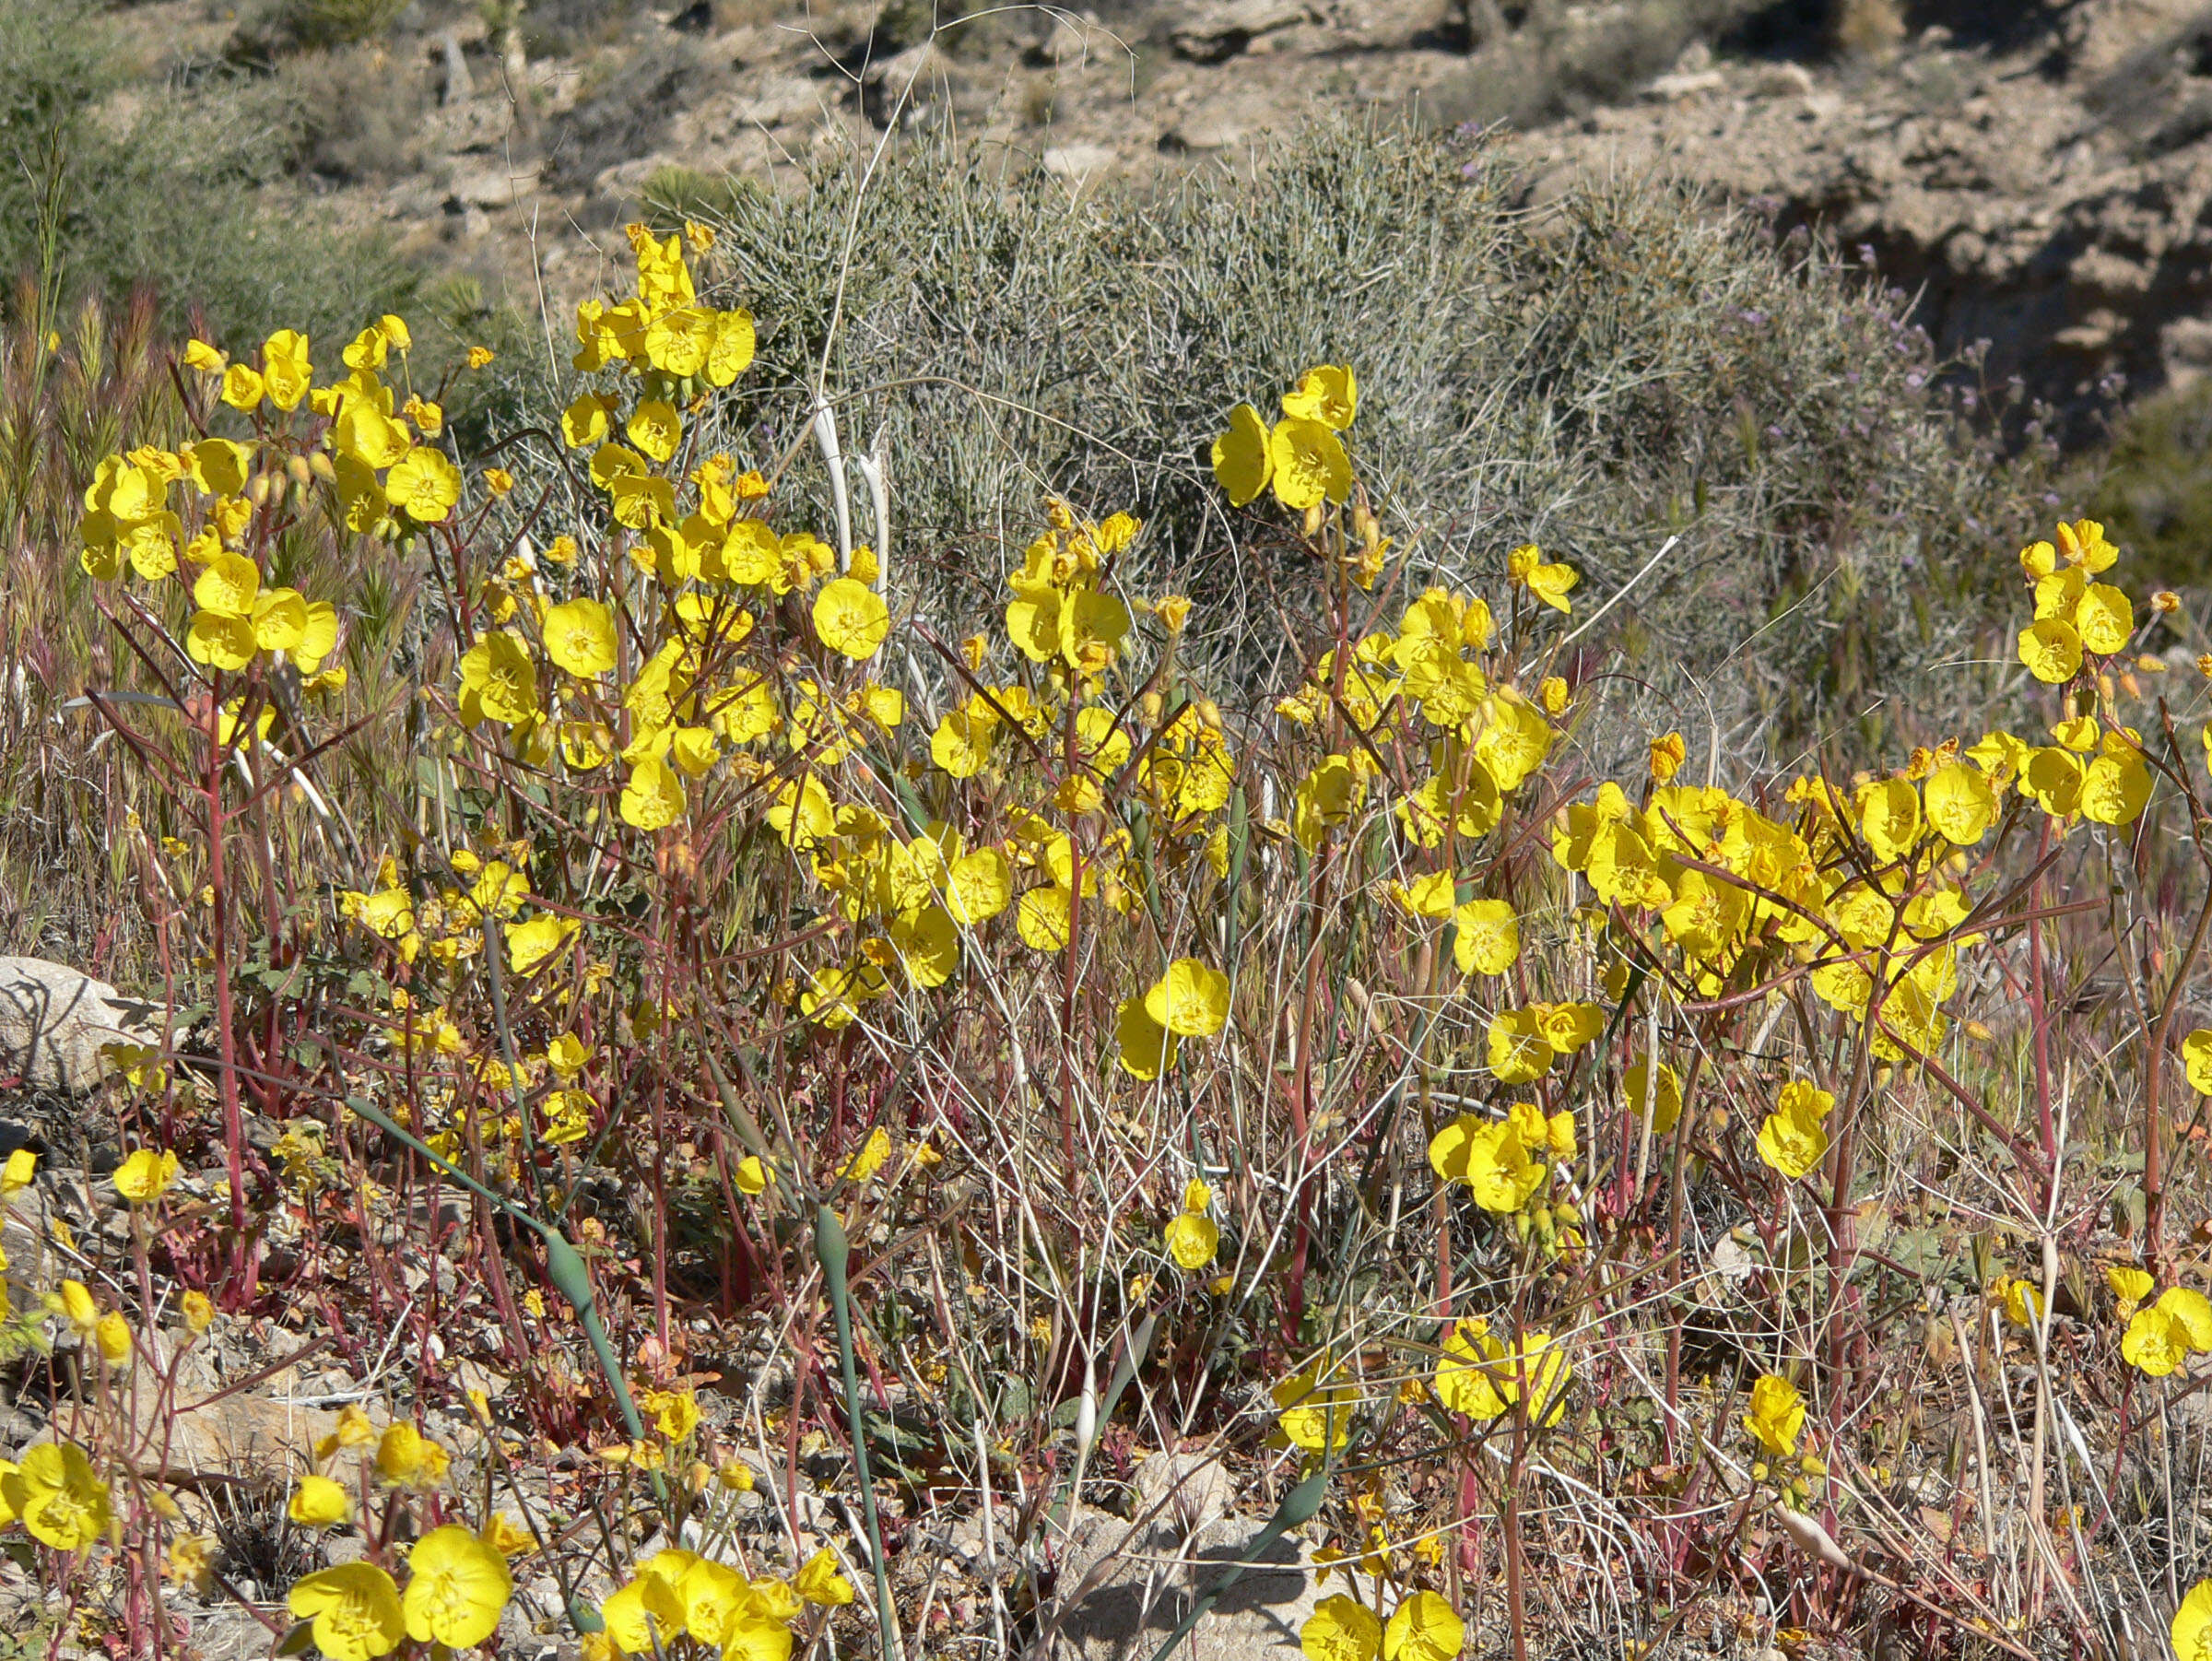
[93,0,2212,447]
[1506,0,2212,443]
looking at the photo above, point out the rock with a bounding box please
[439,31,474,106]
[1753,62,1817,100]
[1131,1452,1231,1540]
[1043,144,1116,183]
[444,204,492,241]
[2161,312,2212,386]
[1171,0,1310,65]
[1641,69,1726,100]
[0,1178,63,1306]
[1052,1504,1321,1660]
[0,958,166,1092]
[734,73,828,130]
[863,42,947,127]
[444,163,540,210]
[1161,111,1250,153]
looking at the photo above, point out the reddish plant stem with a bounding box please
[2025,820,2058,1202]
[2144,871,2212,1270]
[1660,1047,1706,1449]
[1283,852,1333,1346]
[203,691,255,1305]
[1059,691,1083,1181]
[1505,1409,1529,1661]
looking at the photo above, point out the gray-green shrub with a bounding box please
[539,123,2052,761]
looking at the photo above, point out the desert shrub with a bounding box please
[226,0,413,63]
[641,162,769,228]
[518,0,651,58]
[265,41,432,182]
[0,2,418,348]
[614,123,2048,764]
[2088,376,2212,588]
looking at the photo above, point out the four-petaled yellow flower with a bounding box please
[1485,1007,1554,1084]
[1165,1208,1218,1270]
[1745,1372,1806,1455]
[1,1147,36,1196]
[2175,1578,2212,1661]
[373,1421,450,1488]
[2,1442,111,1552]
[1300,1593,1382,1661]
[1269,418,1352,511]
[1145,958,1230,1038]
[1756,1079,1832,1181]
[544,598,618,677]
[2123,1285,2212,1375]
[386,445,462,523]
[403,1525,513,1647]
[841,1125,892,1183]
[1623,1056,1683,1135]
[1274,1361,1359,1451]
[1507,543,1578,612]
[112,1148,178,1206]
[813,577,891,660]
[794,1547,854,1607]
[1212,403,1275,507]
[1384,1590,1465,1661]
[288,1563,406,1661]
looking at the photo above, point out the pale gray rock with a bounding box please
[1131,1451,1232,1540]
[1049,1503,1320,1660]
[1171,0,1311,65]
[0,958,165,1092]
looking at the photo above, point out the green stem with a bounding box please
[818,1204,900,1658]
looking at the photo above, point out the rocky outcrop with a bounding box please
[1501,1,2212,441]
[161,0,2212,450]
[0,957,166,1092]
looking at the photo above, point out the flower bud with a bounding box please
[286,454,312,488]
[57,1278,98,1334]
[96,1312,132,1365]
[247,474,272,507]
